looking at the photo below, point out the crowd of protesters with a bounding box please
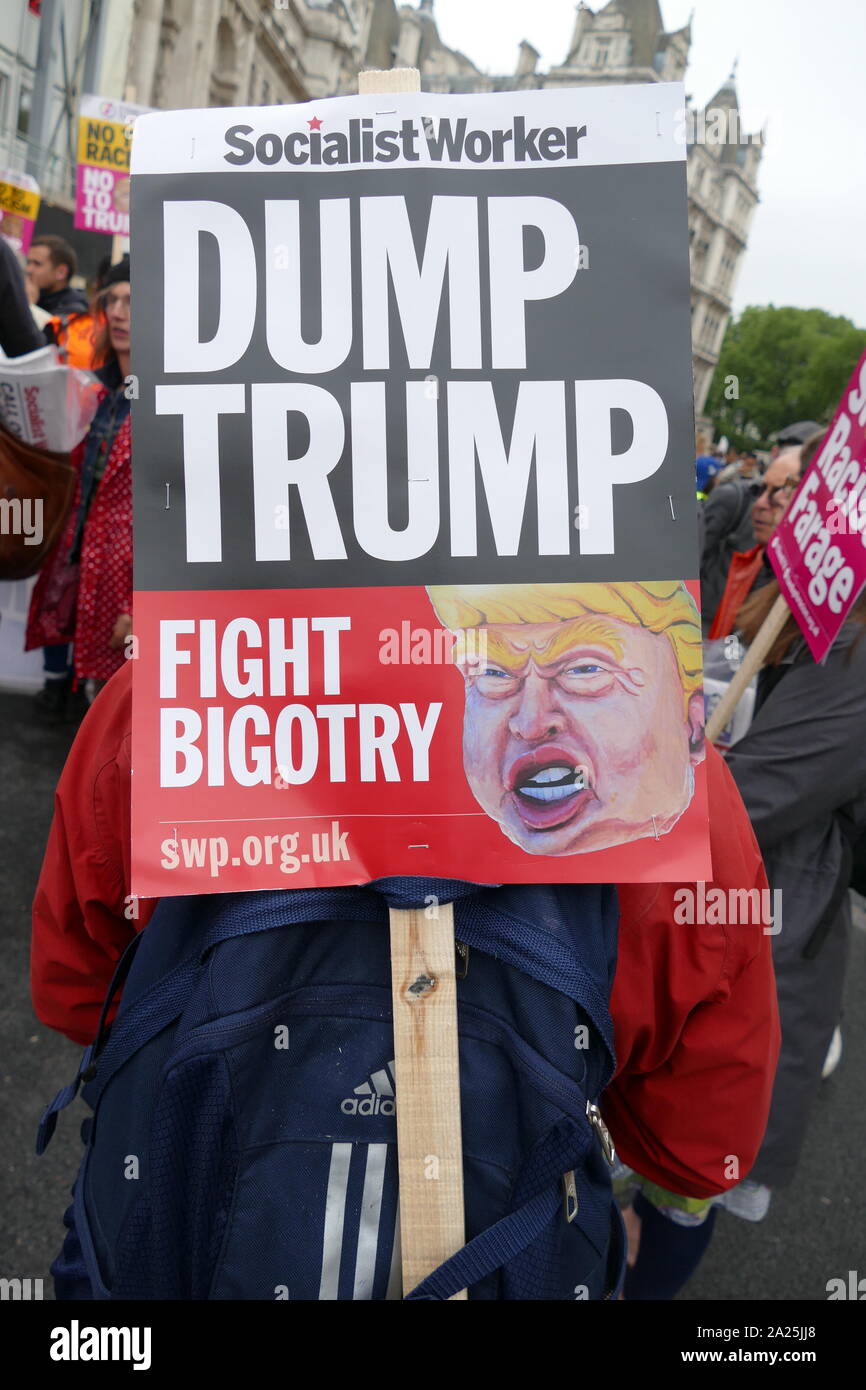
[0,225,864,1302]
[697,429,866,1222]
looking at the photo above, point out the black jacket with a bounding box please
[0,237,44,358]
[38,283,90,317]
[727,622,866,1184]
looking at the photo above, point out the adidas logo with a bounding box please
[340,1061,396,1116]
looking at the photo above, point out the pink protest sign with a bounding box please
[768,348,866,661]
[74,93,149,236]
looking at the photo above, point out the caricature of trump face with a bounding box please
[427,582,705,856]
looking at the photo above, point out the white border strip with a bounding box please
[132,84,686,176]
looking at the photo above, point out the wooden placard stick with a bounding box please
[705,592,791,743]
[387,899,466,1299]
[358,64,468,1301]
[110,84,137,265]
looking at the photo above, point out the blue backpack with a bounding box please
[39,878,625,1301]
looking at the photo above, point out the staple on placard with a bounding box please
[408,843,429,849]
[651,816,660,841]
[668,495,676,520]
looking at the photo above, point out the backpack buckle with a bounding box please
[586,1101,616,1166]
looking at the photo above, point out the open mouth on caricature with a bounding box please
[506,747,594,831]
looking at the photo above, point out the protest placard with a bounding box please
[767,347,866,662]
[75,94,150,237]
[0,170,40,254]
[129,82,710,897]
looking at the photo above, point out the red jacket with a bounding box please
[31,662,779,1200]
[708,543,765,640]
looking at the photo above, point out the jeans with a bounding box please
[624,1190,718,1300]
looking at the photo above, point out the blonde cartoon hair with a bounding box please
[427,581,702,715]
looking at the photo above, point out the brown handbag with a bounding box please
[0,418,76,580]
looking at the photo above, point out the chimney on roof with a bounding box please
[517,40,540,76]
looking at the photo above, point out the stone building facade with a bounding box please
[386,1,763,429]
[1,3,761,421]
[124,0,761,426]
[126,1,373,111]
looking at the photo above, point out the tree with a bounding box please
[705,305,866,446]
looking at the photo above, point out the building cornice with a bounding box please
[693,343,722,366]
[691,277,733,311]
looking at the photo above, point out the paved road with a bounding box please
[1,686,864,1300]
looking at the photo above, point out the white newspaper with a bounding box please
[0,345,100,452]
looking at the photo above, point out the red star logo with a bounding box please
[307,116,323,131]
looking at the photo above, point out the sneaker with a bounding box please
[713,1180,772,1222]
[822,1026,843,1080]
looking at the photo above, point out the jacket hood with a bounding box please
[40,284,90,316]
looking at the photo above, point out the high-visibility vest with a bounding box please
[48,311,98,369]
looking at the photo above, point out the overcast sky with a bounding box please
[431,0,866,327]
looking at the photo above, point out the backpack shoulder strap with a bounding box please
[36,930,144,1153]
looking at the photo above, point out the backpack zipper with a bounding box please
[562,1170,579,1223]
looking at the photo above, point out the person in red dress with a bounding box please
[27,257,133,704]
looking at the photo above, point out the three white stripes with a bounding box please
[319,1063,401,1299]
[319,1142,401,1300]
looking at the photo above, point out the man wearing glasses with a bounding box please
[706,448,805,640]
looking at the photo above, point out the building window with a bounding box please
[0,71,8,128]
[701,312,721,351]
[594,40,611,68]
[17,83,32,138]
[261,78,270,105]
